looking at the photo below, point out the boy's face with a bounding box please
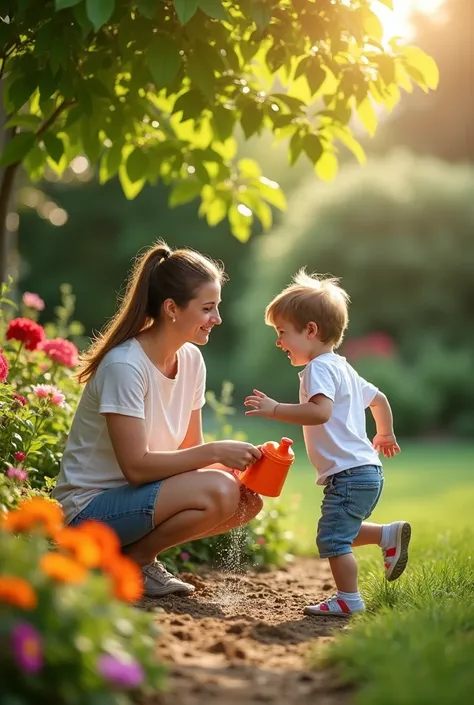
[273,316,315,367]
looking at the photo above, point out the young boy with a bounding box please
[244,270,411,616]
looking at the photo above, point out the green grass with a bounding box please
[232,417,474,704]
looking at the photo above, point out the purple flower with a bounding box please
[97,654,144,689]
[11,622,43,674]
[180,552,190,561]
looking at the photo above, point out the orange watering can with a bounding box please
[239,437,295,497]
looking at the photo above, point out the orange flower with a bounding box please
[54,527,102,568]
[76,521,121,569]
[40,553,87,584]
[0,576,38,610]
[108,556,144,602]
[1,498,63,537]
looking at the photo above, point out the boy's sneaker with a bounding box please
[141,560,195,597]
[383,521,411,581]
[304,595,365,617]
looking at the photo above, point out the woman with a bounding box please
[52,241,263,597]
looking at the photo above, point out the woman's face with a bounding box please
[176,280,222,345]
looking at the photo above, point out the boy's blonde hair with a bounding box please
[265,269,350,348]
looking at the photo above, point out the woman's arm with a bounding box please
[105,413,261,485]
[179,410,237,472]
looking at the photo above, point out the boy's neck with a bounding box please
[308,342,334,361]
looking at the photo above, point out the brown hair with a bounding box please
[76,240,226,383]
[265,269,350,348]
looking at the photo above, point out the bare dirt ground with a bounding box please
[139,557,353,705]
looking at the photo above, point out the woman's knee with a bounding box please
[204,471,241,518]
[239,488,264,519]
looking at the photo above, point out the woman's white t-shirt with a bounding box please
[52,338,206,524]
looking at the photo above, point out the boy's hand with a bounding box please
[244,389,279,418]
[373,433,401,459]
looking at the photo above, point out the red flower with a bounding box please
[41,338,78,368]
[343,333,396,361]
[14,451,26,462]
[0,351,8,382]
[12,393,27,406]
[6,318,45,351]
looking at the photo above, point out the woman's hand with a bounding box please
[211,440,262,471]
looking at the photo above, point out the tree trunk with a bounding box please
[0,81,19,284]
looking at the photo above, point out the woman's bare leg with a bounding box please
[188,486,264,541]
[123,469,241,566]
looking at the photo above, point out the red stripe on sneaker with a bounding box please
[319,603,329,611]
[336,599,351,614]
[386,547,396,557]
[385,562,390,569]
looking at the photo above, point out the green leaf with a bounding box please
[306,62,326,96]
[0,132,36,167]
[362,9,384,42]
[289,131,303,165]
[55,0,82,9]
[400,46,439,90]
[257,176,287,210]
[315,150,339,182]
[126,148,149,183]
[170,180,202,207]
[272,93,306,114]
[202,196,227,226]
[137,0,158,18]
[99,143,122,184]
[8,75,38,111]
[85,0,115,31]
[241,102,263,139]
[238,159,262,178]
[377,0,393,8]
[302,133,323,165]
[250,1,272,30]
[212,105,236,141]
[148,36,182,89]
[173,90,206,122]
[229,203,252,243]
[43,133,64,164]
[357,97,378,137]
[332,127,366,165]
[198,0,227,20]
[174,0,198,24]
[239,190,272,229]
[119,162,146,199]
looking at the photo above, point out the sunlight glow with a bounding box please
[374,0,445,41]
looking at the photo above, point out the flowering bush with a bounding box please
[0,281,83,494]
[0,497,165,703]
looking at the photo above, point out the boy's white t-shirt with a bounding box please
[52,338,206,524]
[299,352,381,485]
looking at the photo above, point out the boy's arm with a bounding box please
[244,389,333,426]
[369,391,401,458]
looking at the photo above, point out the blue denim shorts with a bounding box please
[69,481,163,547]
[316,465,384,558]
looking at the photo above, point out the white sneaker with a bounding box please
[141,560,195,597]
[383,521,411,581]
[304,595,364,617]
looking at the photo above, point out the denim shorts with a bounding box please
[69,480,163,547]
[316,465,384,559]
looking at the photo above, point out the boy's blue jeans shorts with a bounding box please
[316,465,384,559]
[69,480,163,547]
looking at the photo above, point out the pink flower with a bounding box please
[0,351,8,382]
[180,552,190,561]
[256,537,266,545]
[6,318,45,351]
[11,623,43,674]
[6,466,28,482]
[32,384,65,407]
[23,292,45,311]
[14,452,26,463]
[343,333,396,361]
[97,654,144,689]
[41,338,78,368]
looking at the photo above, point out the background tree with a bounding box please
[1,0,438,280]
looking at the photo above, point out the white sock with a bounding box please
[336,590,365,608]
[379,523,397,549]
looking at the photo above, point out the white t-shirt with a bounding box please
[299,352,381,485]
[52,338,206,523]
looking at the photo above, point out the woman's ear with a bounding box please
[306,321,319,339]
[163,298,178,321]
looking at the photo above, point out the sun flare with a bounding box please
[374,0,446,41]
